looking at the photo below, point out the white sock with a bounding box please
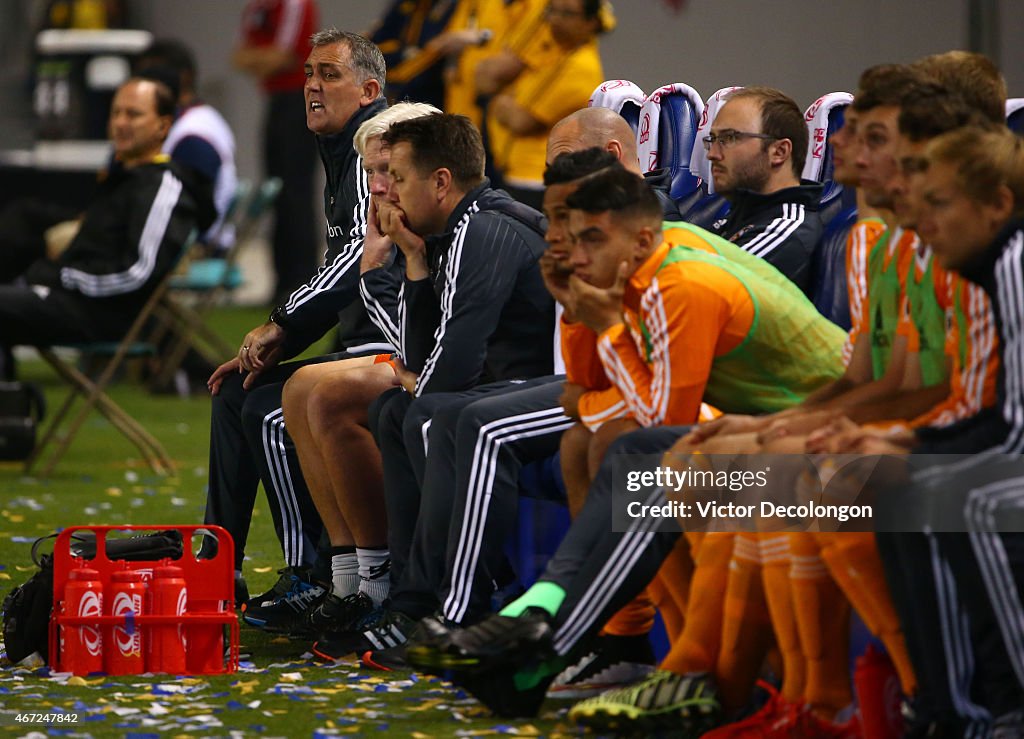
[331,551,359,596]
[356,547,391,606]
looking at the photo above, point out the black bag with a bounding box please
[0,381,45,460]
[1,530,184,666]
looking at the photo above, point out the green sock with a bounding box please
[499,581,566,618]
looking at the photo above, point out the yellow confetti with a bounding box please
[67,676,88,686]
[15,565,35,571]
[252,567,273,573]
[270,636,290,644]
[408,699,445,712]
[515,726,541,736]
[233,680,259,692]
[0,573,10,580]
[411,733,434,739]
[1,510,8,517]
[8,514,23,523]
[106,487,122,497]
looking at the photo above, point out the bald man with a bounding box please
[548,106,682,220]
[358,109,676,679]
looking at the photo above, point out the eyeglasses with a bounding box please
[702,130,780,152]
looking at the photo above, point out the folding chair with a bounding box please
[148,178,281,390]
[25,231,198,478]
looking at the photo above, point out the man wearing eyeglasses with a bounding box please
[704,87,824,296]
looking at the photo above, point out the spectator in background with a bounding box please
[476,0,611,210]
[367,0,457,110]
[40,0,128,29]
[442,0,528,129]
[0,77,214,379]
[137,38,238,255]
[234,0,320,305]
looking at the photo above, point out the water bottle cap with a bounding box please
[69,567,101,580]
[154,565,184,578]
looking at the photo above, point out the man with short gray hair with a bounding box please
[201,29,391,633]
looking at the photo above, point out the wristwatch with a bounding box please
[268,305,288,328]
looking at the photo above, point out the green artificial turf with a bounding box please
[0,306,576,737]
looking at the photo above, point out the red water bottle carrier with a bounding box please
[49,525,239,676]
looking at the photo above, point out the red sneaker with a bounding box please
[701,681,802,738]
[795,707,862,739]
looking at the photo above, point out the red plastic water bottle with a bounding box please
[61,565,103,675]
[148,564,187,674]
[106,569,145,674]
[186,596,224,674]
[854,643,905,739]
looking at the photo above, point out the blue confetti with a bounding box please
[226,700,245,710]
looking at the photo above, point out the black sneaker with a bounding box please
[407,607,565,718]
[547,633,656,699]
[361,613,453,672]
[568,669,720,734]
[311,607,412,662]
[298,591,375,641]
[407,606,554,672]
[241,567,327,634]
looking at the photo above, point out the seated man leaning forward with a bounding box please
[406,168,846,720]
[306,112,555,661]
